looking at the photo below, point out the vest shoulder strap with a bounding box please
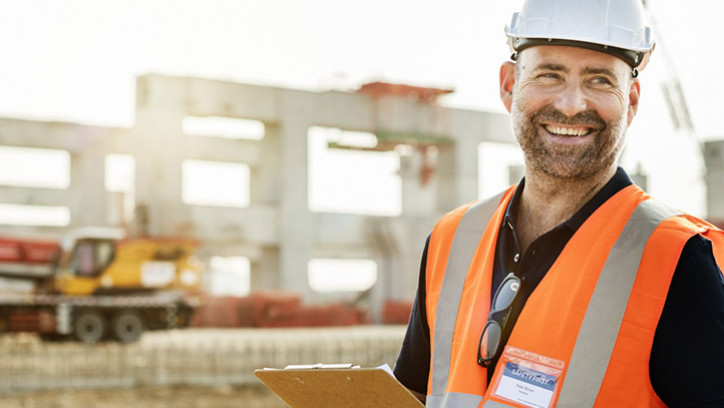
[429,189,513,397]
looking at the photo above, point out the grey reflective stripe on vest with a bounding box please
[431,192,506,399]
[427,393,485,408]
[482,401,517,408]
[556,198,679,407]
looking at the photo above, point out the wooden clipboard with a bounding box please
[254,364,424,408]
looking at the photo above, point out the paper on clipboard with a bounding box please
[254,363,424,408]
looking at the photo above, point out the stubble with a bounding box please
[512,103,627,180]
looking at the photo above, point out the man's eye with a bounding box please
[538,73,560,79]
[590,77,612,85]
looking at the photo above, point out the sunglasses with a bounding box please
[477,272,521,367]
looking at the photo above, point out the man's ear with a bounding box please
[627,77,641,125]
[500,61,516,113]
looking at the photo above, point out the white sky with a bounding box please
[0,1,722,216]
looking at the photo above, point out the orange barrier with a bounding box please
[190,292,370,328]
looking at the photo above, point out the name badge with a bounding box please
[489,346,564,408]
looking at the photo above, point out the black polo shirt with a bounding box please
[394,167,724,407]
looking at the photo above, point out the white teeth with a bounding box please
[544,125,590,137]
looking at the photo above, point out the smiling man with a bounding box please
[393,1,724,407]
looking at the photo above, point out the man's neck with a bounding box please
[515,165,617,253]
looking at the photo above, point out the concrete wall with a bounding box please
[0,74,515,309]
[0,327,406,393]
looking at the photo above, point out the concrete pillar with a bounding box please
[435,146,458,212]
[133,75,190,237]
[250,123,281,206]
[399,150,436,216]
[278,92,315,300]
[435,137,478,211]
[397,148,440,301]
[251,247,281,290]
[704,140,724,220]
[69,149,107,226]
[455,133,481,205]
[363,216,402,322]
[249,124,283,292]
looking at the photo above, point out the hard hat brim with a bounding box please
[510,37,648,69]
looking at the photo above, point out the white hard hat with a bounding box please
[505,0,655,70]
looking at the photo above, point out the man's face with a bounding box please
[499,45,640,180]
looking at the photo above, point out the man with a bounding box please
[393,1,724,407]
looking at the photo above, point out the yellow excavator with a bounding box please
[0,227,203,343]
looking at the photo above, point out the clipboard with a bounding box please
[254,363,424,408]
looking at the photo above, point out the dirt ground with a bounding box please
[0,384,289,408]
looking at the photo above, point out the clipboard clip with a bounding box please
[283,363,361,370]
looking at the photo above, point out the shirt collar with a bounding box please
[503,166,634,232]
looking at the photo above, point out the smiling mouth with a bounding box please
[542,124,593,137]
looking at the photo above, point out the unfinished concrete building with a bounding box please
[0,74,519,310]
[2,74,724,314]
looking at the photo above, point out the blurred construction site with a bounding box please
[2,66,724,404]
[0,74,520,406]
[1,0,722,404]
[0,74,515,328]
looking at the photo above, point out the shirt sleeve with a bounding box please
[393,234,431,395]
[650,234,724,407]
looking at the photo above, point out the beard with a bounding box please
[512,103,626,180]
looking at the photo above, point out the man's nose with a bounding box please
[554,82,588,117]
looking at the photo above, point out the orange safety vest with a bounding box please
[425,184,724,408]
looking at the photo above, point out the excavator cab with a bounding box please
[54,238,116,295]
[70,239,115,278]
[51,228,124,295]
